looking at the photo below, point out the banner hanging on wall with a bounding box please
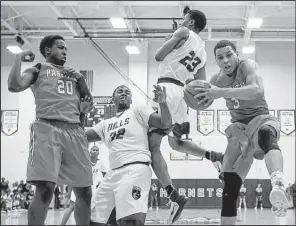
[217,110,231,135]
[1,110,19,136]
[84,96,116,128]
[197,110,214,135]
[277,110,295,135]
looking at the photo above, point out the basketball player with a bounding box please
[184,40,289,224]
[255,184,263,211]
[85,84,171,225]
[61,146,107,225]
[238,184,247,210]
[150,8,223,223]
[7,35,94,225]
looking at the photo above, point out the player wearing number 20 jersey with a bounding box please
[31,62,81,123]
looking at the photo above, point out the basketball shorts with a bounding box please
[220,114,280,181]
[26,119,92,187]
[151,82,189,125]
[91,163,152,223]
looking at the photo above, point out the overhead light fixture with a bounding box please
[7,45,22,54]
[242,46,255,54]
[110,17,127,29]
[247,18,263,28]
[125,45,140,55]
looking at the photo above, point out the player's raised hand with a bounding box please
[80,95,94,114]
[153,85,167,104]
[17,49,35,62]
[62,67,83,80]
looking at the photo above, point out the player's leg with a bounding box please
[251,117,289,213]
[26,121,62,225]
[59,126,93,225]
[219,123,254,225]
[148,130,188,224]
[255,197,258,209]
[238,197,242,209]
[155,195,159,210]
[61,200,75,225]
[90,173,115,224]
[243,197,247,209]
[115,164,151,225]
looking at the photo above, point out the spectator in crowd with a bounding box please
[149,183,159,210]
[238,183,247,210]
[254,184,263,211]
[54,186,61,209]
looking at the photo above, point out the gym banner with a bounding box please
[150,179,272,208]
[1,110,19,136]
[84,96,116,128]
[197,110,214,136]
[217,110,232,136]
[278,110,295,135]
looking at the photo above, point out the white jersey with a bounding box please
[92,104,154,169]
[92,160,107,187]
[158,30,206,84]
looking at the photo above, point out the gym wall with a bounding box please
[1,39,295,183]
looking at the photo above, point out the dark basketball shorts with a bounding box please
[26,119,92,187]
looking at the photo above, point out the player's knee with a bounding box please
[168,135,182,151]
[258,125,280,155]
[221,172,242,217]
[35,181,56,203]
[74,186,92,203]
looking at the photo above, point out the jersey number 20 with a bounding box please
[179,50,201,72]
[57,80,73,95]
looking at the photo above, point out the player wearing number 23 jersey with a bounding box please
[155,9,207,136]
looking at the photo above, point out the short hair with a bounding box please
[112,85,130,97]
[187,10,207,32]
[214,40,237,56]
[39,35,65,58]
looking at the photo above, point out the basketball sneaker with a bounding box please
[168,190,189,224]
[269,181,289,217]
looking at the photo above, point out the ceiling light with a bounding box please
[125,45,140,55]
[247,18,263,28]
[7,45,22,54]
[242,46,255,54]
[110,17,127,29]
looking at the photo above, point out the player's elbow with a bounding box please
[8,84,21,93]
[155,53,164,62]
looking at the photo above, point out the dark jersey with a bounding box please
[211,59,269,124]
[30,62,80,123]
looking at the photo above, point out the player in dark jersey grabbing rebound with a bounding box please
[170,40,290,224]
[8,35,93,225]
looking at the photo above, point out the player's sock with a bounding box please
[205,151,211,160]
[270,171,284,188]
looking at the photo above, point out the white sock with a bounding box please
[270,171,284,188]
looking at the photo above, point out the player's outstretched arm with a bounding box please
[85,128,102,142]
[155,27,189,62]
[195,61,264,101]
[8,50,38,92]
[217,61,264,100]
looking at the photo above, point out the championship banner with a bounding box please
[278,110,295,135]
[84,96,116,128]
[217,110,232,135]
[197,110,214,136]
[269,110,275,117]
[1,110,19,136]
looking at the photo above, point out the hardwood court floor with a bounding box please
[1,208,295,225]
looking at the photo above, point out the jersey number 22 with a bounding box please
[179,50,201,72]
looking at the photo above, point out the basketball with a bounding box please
[184,80,213,110]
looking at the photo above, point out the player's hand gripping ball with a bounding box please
[184,80,213,110]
